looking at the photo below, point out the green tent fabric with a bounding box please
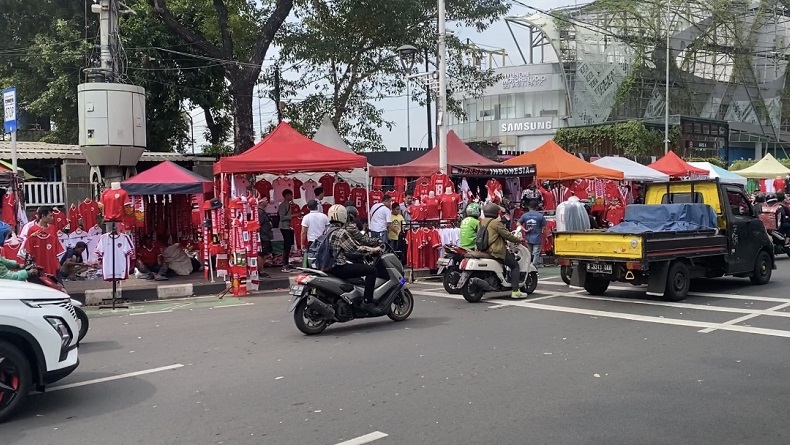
[731,153,790,179]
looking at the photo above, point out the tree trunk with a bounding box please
[204,109,222,146]
[232,81,256,154]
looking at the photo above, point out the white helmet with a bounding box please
[327,204,348,224]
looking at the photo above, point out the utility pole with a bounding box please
[437,0,448,173]
[257,84,264,140]
[274,63,283,123]
[664,3,671,154]
[425,48,433,150]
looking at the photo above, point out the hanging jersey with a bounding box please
[414,178,431,199]
[2,242,22,262]
[388,191,404,205]
[21,231,64,276]
[439,193,460,219]
[254,179,273,200]
[58,232,71,250]
[409,204,428,221]
[68,205,80,231]
[350,187,367,217]
[485,179,503,202]
[302,179,319,201]
[2,193,15,227]
[423,197,440,219]
[430,173,453,196]
[319,174,335,196]
[51,210,68,232]
[272,177,295,203]
[369,190,384,207]
[292,178,303,199]
[68,230,92,251]
[96,233,134,280]
[100,189,129,222]
[334,182,351,205]
[78,200,101,229]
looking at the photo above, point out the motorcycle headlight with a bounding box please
[45,316,72,348]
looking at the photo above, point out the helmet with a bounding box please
[465,202,481,218]
[345,205,359,222]
[328,204,348,224]
[482,202,500,218]
[755,193,766,203]
[766,193,778,204]
[0,222,9,247]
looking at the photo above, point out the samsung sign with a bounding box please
[501,72,547,89]
[500,121,553,133]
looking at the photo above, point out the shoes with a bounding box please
[511,291,525,299]
[359,300,378,312]
[154,274,169,281]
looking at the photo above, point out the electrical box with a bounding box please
[78,82,146,166]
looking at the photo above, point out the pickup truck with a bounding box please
[555,180,774,301]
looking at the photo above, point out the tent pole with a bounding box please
[365,165,371,220]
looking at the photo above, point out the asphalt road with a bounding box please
[5,265,790,445]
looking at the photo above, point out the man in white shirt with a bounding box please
[368,195,392,243]
[301,199,329,249]
[161,244,196,276]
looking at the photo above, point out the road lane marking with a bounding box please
[335,431,388,445]
[562,294,790,318]
[699,302,790,333]
[540,280,790,303]
[43,364,184,393]
[130,310,173,316]
[212,302,255,308]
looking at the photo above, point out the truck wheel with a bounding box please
[0,341,32,423]
[664,261,690,302]
[750,251,772,285]
[583,275,609,295]
[560,266,573,285]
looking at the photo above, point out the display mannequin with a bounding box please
[101,182,129,222]
[424,191,440,220]
[439,186,460,220]
[408,199,427,221]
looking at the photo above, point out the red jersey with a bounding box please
[423,228,442,270]
[291,204,303,249]
[78,200,101,229]
[414,178,431,199]
[774,178,786,193]
[485,179,503,202]
[405,229,424,268]
[2,241,22,262]
[409,203,428,221]
[369,190,384,207]
[350,187,367,218]
[300,204,311,216]
[2,193,15,227]
[388,191,404,205]
[572,180,590,200]
[394,177,407,193]
[423,197,440,219]
[292,178,303,199]
[68,205,80,231]
[604,205,625,226]
[254,179,273,200]
[22,231,64,276]
[319,174,335,196]
[322,203,331,214]
[439,193,460,219]
[137,245,161,267]
[430,173,453,196]
[51,209,68,232]
[539,187,556,211]
[100,189,129,222]
[334,182,351,205]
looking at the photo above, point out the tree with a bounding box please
[148,0,294,154]
[278,0,508,151]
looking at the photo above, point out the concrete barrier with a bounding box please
[84,289,115,306]
[157,283,194,299]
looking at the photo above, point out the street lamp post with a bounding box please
[438,0,448,173]
[397,45,418,152]
[665,3,671,154]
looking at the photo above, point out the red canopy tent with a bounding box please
[213,121,368,174]
[122,161,212,195]
[369,130,500,177]
[503,140,624,180]
[648,151,708,178]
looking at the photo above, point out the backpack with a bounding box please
[476,220,491,251]
[307,226,340,271]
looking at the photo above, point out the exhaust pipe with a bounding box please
[307,296,336,320]
[469,277,493,292]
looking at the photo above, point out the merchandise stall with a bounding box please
[0,169,27,231]
[212,121,368,295]
[688,162,747,186]
[730,153,790,193]
[647,151,709,180]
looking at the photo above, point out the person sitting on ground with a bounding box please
[136,236,168,280]
[326,204,382,311]
[481,202,525,299]
[159,242,200,277]
[60,241,89,280]
[0,222,34,281]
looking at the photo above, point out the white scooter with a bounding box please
[457,227,539,302]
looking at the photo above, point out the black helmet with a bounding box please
[345,205,359,222]
[766,193,778,204]
[755,193,766,203]
[482,202,500,218]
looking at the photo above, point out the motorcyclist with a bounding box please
[327,204,382,310]
[769,193,790,245]
[754,193,766,214]
[459,202,481,250]
[480,202,525,299]
[345,205,380,247]
[0,222,35,281]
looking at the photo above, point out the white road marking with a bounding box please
[699,302,790,333]
[43,364,184,393]
[540,280,790,303]
[212,302,255,309]
[130,310,173,316]
[335,431,388,445]
[562,294,790,318]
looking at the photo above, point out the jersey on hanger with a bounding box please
[68,205,80,231]
[51,209,68,232]
[414,178,431,199]
[95,233,134,280]
[334,181,351,205]
[272,177,295,203]
[292,178,303,199]
[2,193,16,227]
[254,179,273,200]
[439,193,460,219]
[302,179,319,201]
[78,200,100,229]
[319,174,335,196]
[350,187,367,217]
[369,190,384,207]
[430,173,453,196]
[485,179,503,202]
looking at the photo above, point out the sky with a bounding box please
[187,0,576,153]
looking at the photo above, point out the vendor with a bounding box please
[136,236,167,281]
[160,243,200,277]
[60,241,89,280]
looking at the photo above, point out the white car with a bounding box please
[0,280,80,423]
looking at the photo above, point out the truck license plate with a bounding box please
[586,263,613,274]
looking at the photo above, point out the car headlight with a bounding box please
[45,316,73,348]
[21,299,42,308]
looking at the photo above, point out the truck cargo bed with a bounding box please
[554,230,727,262]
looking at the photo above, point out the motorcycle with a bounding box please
[436,245,467,294]
[457,228,539,302]
[768,229,790,258]
[23,255,89,342]
[288,245,414,335]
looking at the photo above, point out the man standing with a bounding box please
[368,195,393,243]
[388,203,405,259]
[400,194,413,223]
[518,200,547,267]
[301,199,329,249]
[278,189,298,272]
[257,197,274,266]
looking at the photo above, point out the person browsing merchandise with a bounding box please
[277,189,299,272]
[518,200,547,267]
[388,203,406,256]
[301,199,329,249]
[368,195,393,243]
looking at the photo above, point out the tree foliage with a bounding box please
[554,121,681,156]
[278,0,509,151]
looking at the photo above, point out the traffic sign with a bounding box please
[3,87,17,133]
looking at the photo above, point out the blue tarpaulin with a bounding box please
[606,204,718,233]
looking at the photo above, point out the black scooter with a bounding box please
[769,229,790,258]
[287,246,414,335]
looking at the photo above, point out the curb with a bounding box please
[71,277,291,305]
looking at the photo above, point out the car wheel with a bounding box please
[0,341,32,423]
[560,266,572,285]
[75,307,89,343]
[750,251,772,285]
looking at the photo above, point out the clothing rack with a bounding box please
[99,222,128,309]
[404,218,458,283]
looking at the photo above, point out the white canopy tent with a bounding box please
[688,162,747,186]
[591,156,670,181]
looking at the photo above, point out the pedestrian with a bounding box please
[277,189,298,272]
[400,194,413,223]
[257,197,274,274]
[301,199,329,250]
[388,203,405,259]
[368,195,392,243]
[518,200,547,267]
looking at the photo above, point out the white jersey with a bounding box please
[87,226,103,261]
[18,221,37,243]
[58,232,70,251]
[68,229,92,250]
[272,177,295,204]
[95,233,134,280]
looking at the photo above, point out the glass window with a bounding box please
[466,100,477,122]
[484,121,492,137]
[702,124,710,135]
[693,123,702,133]
[726,189,752,216]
